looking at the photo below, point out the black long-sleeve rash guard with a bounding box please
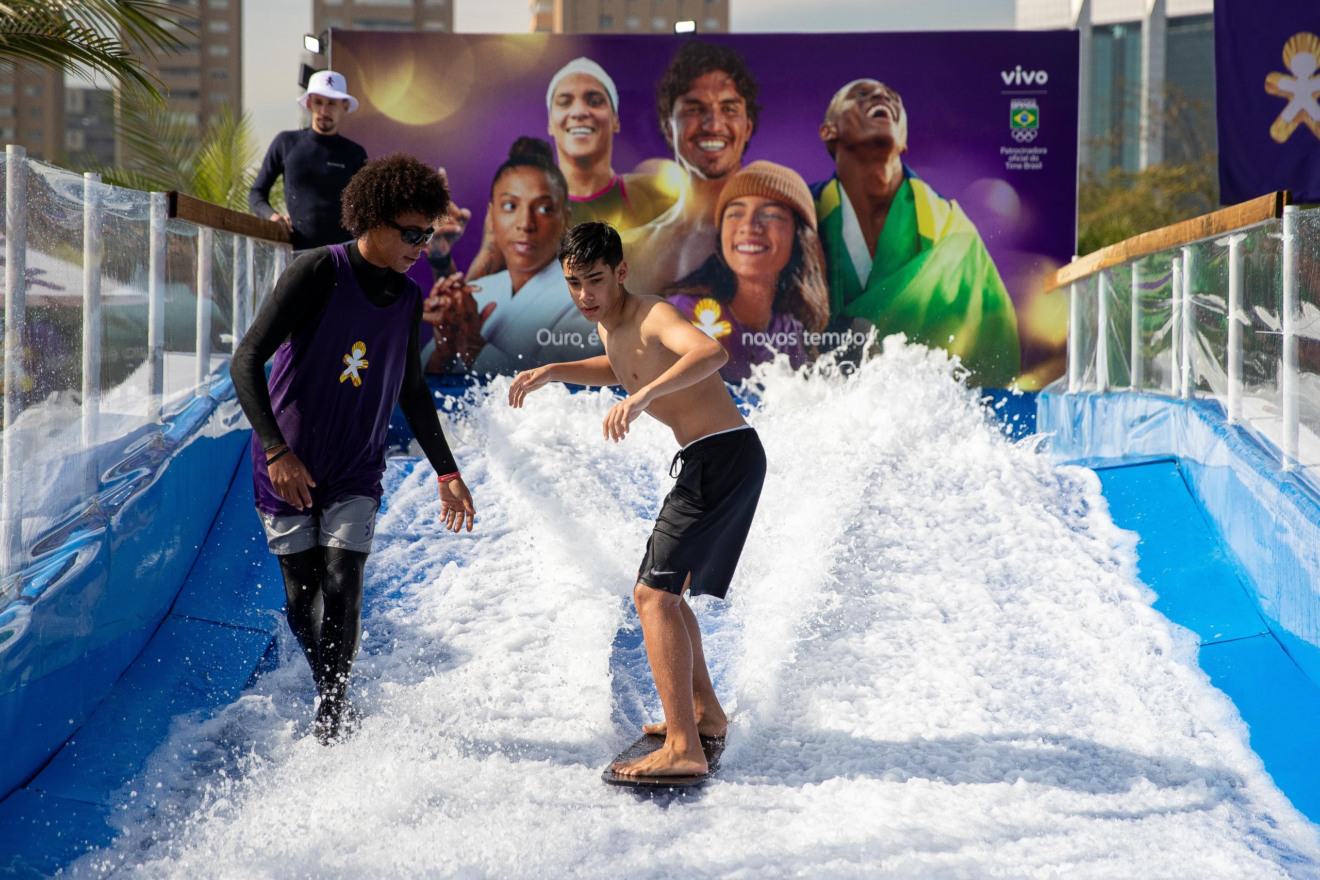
[230,242,460,478]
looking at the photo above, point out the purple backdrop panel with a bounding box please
[331,30,1078,388]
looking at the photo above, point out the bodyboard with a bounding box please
[601,733,725,788]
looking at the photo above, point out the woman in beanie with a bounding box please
[663,160,830,383]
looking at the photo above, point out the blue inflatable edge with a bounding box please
[1039,390,1320,823]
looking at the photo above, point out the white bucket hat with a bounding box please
[299,70,359,113]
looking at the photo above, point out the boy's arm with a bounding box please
[508,356,618,408]
[602,302,726,441]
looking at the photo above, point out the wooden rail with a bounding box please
[167,191,290,244]
[1044,190,1291,291]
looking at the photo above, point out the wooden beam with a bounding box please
[1044,191,1290,291]
[167,191,291,244]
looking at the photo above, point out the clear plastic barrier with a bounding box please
[0,154,290,580]
[1060,204,1320,489]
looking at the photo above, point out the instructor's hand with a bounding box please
[438,476,475,533]
[508,366,553,408]
[267,446,316,510]
[603,392,649,443]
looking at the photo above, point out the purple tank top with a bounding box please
[252,244,420,515]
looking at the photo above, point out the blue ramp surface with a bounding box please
[0,455,285,879]
[1095,458,1320,822]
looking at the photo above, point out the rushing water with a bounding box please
[71,340,1320,878]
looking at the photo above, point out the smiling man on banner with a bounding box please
[814,78,1020,389]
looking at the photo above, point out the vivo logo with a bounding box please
[1001,66,1049,86]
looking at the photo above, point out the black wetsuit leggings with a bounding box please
[278,546,367,702]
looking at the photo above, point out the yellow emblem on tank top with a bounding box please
[691,298,732,340]
[340,341,369,387]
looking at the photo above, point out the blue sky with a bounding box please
[243,0,1016,156]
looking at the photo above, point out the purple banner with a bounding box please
[330,30,1078,389]
[1215,0,1320,205]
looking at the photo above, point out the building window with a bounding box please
[422,21,448,30]
[626,15,639,29]
[208,20,230,32]
[209,0,229,7]
[704,17,719,30]
[211,68,229,78]
[210,91,230,104]
[207,43,230,56]
[600,14,613,27]
[26,107,42,118]
[23,85,41,97]
[0,107,12,117]
[651,16,665,30]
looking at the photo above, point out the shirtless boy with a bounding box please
[508,221,766,777]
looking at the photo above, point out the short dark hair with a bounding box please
[559,221,624,273]
[489,136,569,206]
[656,41,761,144]
[341,153,450,237]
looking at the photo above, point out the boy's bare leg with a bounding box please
[642,597,728,739]
[614,582,709,777]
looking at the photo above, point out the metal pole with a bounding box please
[1226,234,1244,424]
[1170,256,1182,398]
[1068,281,1080,393]
[1181,245,1194,400]
[195,226,213,389]
[82,173,103,448]
[147,191,166,418]
[2,145,27,576]
[243,236,254,336]
[1096,270,1110,392]
[1130,261,1143,390]
[1282,205,1300,465]
[231,235,242,347]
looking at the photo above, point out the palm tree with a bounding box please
[0,0,187,102]
[88,98,261,211]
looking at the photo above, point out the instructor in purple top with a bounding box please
[233,154,476,743]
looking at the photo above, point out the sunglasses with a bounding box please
[386,220,436,246]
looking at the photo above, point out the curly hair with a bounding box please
[655,41,761,145]
[664,213,829,334]
[340,153,451,237]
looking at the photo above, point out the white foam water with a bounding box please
[70,339,1320,878]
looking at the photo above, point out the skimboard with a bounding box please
[601,733,725,788]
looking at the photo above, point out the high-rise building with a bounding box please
[530,0,729,34]
[0,66,64,162]
[135,0,243,133]
[65,86,117,168]
[313,0,454,34]
[1017,0,1216,176]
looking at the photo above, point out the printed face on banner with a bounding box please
[666,69,755,181]
[823,79,908,157]
[549,73,620,166]
[330,31,1079,390]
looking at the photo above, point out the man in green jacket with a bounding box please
[814,78,1020,389]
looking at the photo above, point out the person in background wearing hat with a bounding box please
[814,78,1019,388]
[466,57,674,282]
[664,161,829,383]
[617,42,761,299]
[249,70,369,252]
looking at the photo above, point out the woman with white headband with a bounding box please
[468,57,675,280]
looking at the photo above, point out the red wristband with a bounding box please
[437,471,461,483]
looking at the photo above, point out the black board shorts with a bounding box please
[637,426,766,599]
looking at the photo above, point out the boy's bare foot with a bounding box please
[613,742,708,777]
[642,716,727,740]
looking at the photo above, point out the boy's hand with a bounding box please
[603,391,649,442]
[438,476,475,532]
[509,366,553,408]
